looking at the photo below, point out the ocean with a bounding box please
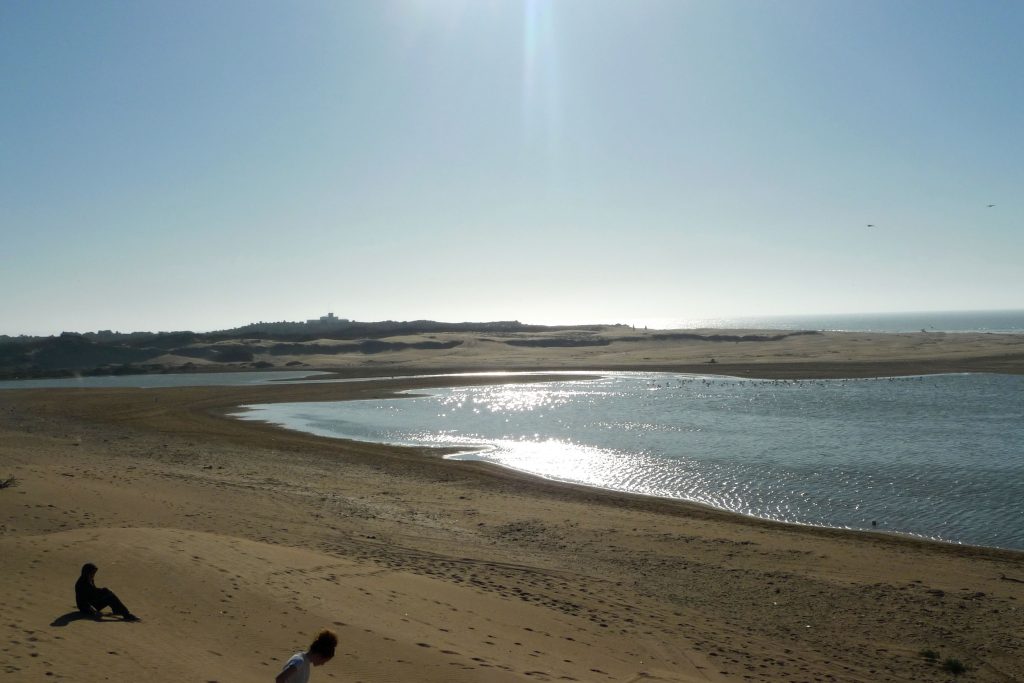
[623,309,1024,334]
[235,371,1024,551]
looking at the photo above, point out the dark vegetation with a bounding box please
[0,320,607,379]
[919,649,969,676]
[942,658,968,676]
[0,319,823,380]
[265,340,462,355]
[503,331,819,348]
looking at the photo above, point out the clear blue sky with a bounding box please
[2,0,1021,335]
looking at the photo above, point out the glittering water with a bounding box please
[235,372,1024,550]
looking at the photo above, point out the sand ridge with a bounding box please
[146,327,1024,378]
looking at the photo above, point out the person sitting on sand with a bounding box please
[74,562,139,622]
[275,629,337,683]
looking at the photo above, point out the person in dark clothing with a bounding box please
[75,563,139,622]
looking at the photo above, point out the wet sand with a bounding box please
[2,356,1023,681]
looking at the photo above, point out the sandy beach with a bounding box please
[2,333,1023,682]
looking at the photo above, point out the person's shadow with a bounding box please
[50,610,118,627]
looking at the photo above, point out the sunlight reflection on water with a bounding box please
[234,372,1024,550]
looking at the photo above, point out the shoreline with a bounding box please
[9,370,1023,561]
[293,353,1024,381]
[238,372,1022,555]
[3,364,1023,681]
[448,457,1024,556]
[237,372,1024,558]
[9,367,1024,560]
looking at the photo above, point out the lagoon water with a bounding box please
[236,372,1024,550]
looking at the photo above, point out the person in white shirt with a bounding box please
[275,629,337,683]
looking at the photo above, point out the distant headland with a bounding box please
[1,315,844,380]
[0,316,593,379]
[2,311,1023,381]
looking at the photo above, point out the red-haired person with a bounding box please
[275,629,337,683]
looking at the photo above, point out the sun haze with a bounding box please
[2,1,1021,335]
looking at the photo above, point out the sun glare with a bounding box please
[521,0,559,146]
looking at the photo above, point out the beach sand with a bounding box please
[2,337,1023,682]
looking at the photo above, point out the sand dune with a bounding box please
[5,526,719,682]
[151,328,1024,378]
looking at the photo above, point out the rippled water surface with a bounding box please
[236,372,1024,550]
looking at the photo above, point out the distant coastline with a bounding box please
[619,309,1024,335]
[2,312,1023,380]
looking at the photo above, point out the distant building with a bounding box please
[306,312,349,325]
